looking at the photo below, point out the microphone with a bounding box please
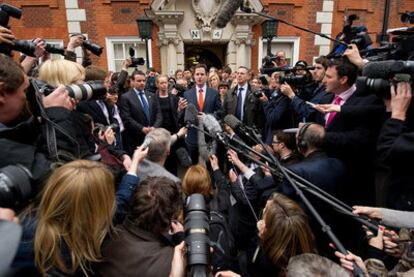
[184,103,198,127]
[223,114,252,138]
[203,114,223,137]
[176,147,192,167]
[213,0,244,29]
[362,60,414,78]
[141,136,153,150]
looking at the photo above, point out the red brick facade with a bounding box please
[3,0,413,72]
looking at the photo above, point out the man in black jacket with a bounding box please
[377,81,414,210]
[223,66,265,136]
[120,70,162,154]
[0,54,76,190]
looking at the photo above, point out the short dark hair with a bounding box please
[127,177,182,235]
[223,66,232,74]
[272,130,296,151]
[314,56,329,70]
[131,70,145,80]
[85,65,107,81]
[218,81,229,89]
[0,54,25,94]
[194,63,208,74]
[328,58,358,86]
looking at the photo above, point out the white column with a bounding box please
[315,0,335,58]
[168,41,177,76]
[64,0,86,62]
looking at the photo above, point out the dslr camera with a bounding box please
[128,47,145,67]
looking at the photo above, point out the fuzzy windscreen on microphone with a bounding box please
[213,0,244,28]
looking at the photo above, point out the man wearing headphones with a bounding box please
[281,123,348,257]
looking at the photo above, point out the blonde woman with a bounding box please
[12,147,148,276]
[39,59,85,86]
[208,72,220,90]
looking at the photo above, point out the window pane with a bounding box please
[114,43,124,59]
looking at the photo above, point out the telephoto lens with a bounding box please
[184,193,210,277]
[66,81,107,101]
[0,165,32,208]
[83,40,103,56]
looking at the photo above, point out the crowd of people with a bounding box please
[1,27,414,277]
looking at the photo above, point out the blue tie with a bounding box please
[235,87,244,121]
[138,91,150,124]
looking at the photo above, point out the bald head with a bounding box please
[298,123,325,152]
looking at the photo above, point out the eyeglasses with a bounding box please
[272,140,281,144]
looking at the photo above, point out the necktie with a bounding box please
[198,87,204,112]
[325,95,341,128]
[138,91,150,124]
[235,87,244,121]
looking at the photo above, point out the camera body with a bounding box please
[128,47,145,67]
[93,123,119,136]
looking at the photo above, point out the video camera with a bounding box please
[261,60,315,89]
[328,14,372,59]
[184,194,210,277]
[128,47,145,67]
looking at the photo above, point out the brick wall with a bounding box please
[3,0,412,72]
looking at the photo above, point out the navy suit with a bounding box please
[120,89,162,154]
[290,84,329,123]
[281,151,349,256]
[183,86,222,163]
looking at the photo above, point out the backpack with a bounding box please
[209,202,237,273]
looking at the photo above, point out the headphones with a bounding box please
[297,123,314,151]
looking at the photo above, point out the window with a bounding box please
[106,37,152,73]
[258,37,300,69]
[44,39,64,60]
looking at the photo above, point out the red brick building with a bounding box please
[2,0,414,74]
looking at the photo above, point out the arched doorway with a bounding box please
[184,44,226,69]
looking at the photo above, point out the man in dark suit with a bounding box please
[120,70,162,154]
[183,63,222,164]
[313,59,384,205]
[281,123,348,257]
[223,66,265,138]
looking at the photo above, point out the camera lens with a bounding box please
[66,81,107,101]
[0,165,32,208]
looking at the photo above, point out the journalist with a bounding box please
[11,146,148,276]
[0,54,74,188]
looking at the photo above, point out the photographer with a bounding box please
[280,56,330,123]
[97,176,183,277]
[377,81,414,210]
[0,54,74,188]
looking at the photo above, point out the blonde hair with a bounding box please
[39,59,85,86]
[34,160,115,276]
[208,72,220,89]
[182,165,213,197]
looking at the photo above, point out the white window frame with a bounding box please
[258,37,300,69]
[44,39,65,60]
[105,37,152,72]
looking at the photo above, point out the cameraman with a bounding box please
[280,56,330,123]
[0,54,74,187]
[378,82,414,210]
[258,71,292,144]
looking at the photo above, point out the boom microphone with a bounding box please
[213,0,244,29]
[184,104,198,126]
